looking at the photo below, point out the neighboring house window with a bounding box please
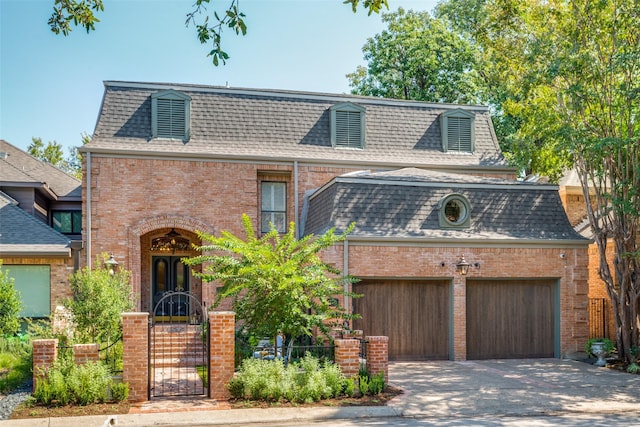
[441,109,475,153]
[261,181,286,233]
[151,90,191,141]
[1,265,50,318]
[52,210,82,234]
[330,102,366,149]
[438,194,471,228]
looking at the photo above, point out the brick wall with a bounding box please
[122,312,149,402]
[208,311,235,400]
[73,343,100,364]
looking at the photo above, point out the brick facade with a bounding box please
[84,154,589,360]
[73,343,100,365]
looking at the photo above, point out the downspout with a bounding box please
[343,238,349,316]
[86,151,92,269]
[294,160,299,238]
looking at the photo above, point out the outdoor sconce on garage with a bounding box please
[104,253,119,276]
[456,255,471,276]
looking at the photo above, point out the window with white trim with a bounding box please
[441,109,475,153]
[261,181,286,233]
[151,90,191,141]
[330,102,366,149]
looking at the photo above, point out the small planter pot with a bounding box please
[590,341,608,367]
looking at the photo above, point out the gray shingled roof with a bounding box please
[86,81,509,170]
[0,140,81,199]
[0,192,71,256]
[303,168,589,244]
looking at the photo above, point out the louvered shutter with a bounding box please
[335,110,362,148]
[447,116,472,152]
[156,98,186,139]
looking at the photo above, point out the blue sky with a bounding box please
[1,0,437,154]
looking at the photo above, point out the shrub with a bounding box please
[369,372,385,395]
[0,265,22,336]
[33,358,119,406]
[227,353,349,403]
[110,381,129,402]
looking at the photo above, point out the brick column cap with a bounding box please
[208,311,236,316]
[122,312,149,317]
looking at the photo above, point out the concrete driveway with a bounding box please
[388,359,640,418]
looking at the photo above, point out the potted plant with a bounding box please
[585,338,615,367]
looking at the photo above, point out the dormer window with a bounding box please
[441,109,475,153]
[330,102,366,149]
[151,90,191,142]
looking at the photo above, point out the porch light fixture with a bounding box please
[104,253,119,276]
[456,255,471,276]
[150,228,190,253]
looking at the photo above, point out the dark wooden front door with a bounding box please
[353,280,450,361]
[466,279,556,359]
[152,256,190,315]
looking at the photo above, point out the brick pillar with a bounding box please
[73,343,100,365]
[453,275,467,361]
[365,336,389,384]
[335,338,360,379]
[122,312,149,402]
[32,339,58,391]
[209,311,235,400]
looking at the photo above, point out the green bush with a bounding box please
[33,358,121,406]
[369,372,385,395]
[357,368,385,396]
[226,353,350,403]
[0,265,22,336]
[0,334,32,393]
[110,381,129,402]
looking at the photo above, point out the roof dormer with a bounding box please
[330,102,366,149]
[441,109,475,153]
[151,90,191,142]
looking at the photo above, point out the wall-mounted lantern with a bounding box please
[104,253,119,276]
[456,255,471,276]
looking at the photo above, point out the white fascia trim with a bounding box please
[333,176,559,191]
[343,237,591,248]
[79,147,516,175]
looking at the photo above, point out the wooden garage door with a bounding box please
[466,279,556,359]
[353,280,449,361]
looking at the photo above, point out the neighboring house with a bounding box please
[0,140,82,318]
[81,81,590,361]
[559,170,615,340]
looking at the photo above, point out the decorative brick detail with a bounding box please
[122,312,149,402]
[73,343,100,365]
[335,338,360,379]
[209,311,235,400]
[32,339,58,391]
[365,336,388,384]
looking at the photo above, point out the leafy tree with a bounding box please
[185,214,358,343]
[65,253,136,343]
[347,8,481,104]
[0,263,23,336]
[48,0,390,66]
[28,135,88,179]
[473,0,640,363]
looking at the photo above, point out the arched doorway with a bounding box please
[141,227,202,314]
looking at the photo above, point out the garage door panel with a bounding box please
[353,280,449,361]
[467,280,555,359]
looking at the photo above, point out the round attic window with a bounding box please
[440,194,471,227]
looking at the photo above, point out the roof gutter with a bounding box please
[342,236,592,248]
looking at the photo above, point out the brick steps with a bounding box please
[151,326,207,369]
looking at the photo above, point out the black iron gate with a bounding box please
[149,291,209,398]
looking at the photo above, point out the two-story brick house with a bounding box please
[0,140,82,318]
[81,81,590,361]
